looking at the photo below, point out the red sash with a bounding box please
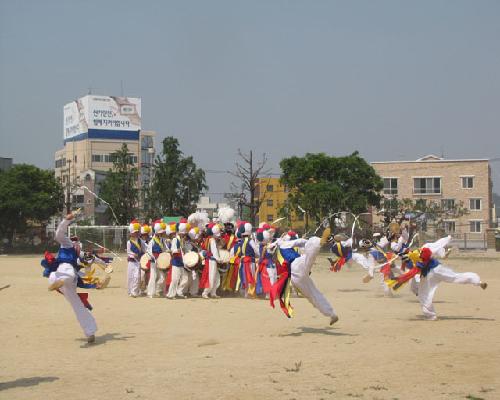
[199,257,211,289]
[166,268,172,286]
[229,257,240,290]
[269,260,292,317]
[258,258,272,294]
[392,267,420,290]
[330,257,346,272]
[242,256,255,289]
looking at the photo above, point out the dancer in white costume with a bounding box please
[390,247,487,320]
[200,223,223,298]
[422,235,453,259]
[167,220,190,299]
[146,220,167,298]
[48,213,97,343]
[139,224,152,295]
[271,236,338,324]
[126,220,145,297]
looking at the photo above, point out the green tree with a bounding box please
[149,137,207,217]
[99,143,139,224]
[0,164,64,245]
[279,152,383,227]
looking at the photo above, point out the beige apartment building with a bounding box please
[54,130,155,221]
[371,155,493,240]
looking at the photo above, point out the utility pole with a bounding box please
[65,159,72,213]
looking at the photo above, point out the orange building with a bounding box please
[256,177,306,232]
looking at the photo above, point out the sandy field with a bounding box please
[0,252,499,400]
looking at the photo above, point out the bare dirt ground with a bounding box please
[1,253,499,400]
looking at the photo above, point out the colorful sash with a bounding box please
[269,260,293,318]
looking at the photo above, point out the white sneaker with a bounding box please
[202,294,209,299]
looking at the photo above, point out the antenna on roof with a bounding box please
[87,85,92,95]
[440,145,444,159]
[120,80,124,97]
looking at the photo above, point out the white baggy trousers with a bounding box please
[423,235,452,258]
[202,260,220,297]
[167,266,186,298]
[49,263,97,337]
[291,237,337,319]
[418,264,480,319]
[127,261,141,297]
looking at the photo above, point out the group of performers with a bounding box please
[330,226,488,321]
[42,207,488,343]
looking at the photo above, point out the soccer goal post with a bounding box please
[69,225,129,254]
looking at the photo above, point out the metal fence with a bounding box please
[69,226,129,254]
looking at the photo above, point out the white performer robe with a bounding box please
[287,237,337,319]
[351,251,393,296]
[146,236,167,297]
[127,239,144,297]
[179,240,200,296]
[202,237,222,297]
[49,218,97,337]
[418,263,481,319]
[180,269,200,296]
[140,238,150,293]
[167,235,188,298]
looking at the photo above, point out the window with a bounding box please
[267,199,273,206]
[267,214,274,222]
[141,135,153,149]
[470,221,482,233]
[72,195,84,204]
[413,177,441,194]
[469,198,481,210]
[441,199,455,211]
[266,185,274,192]
[443,221,456,233]
[74,155,77,162]
[92,154,104,163]
[383,178,398,195]
[462,176,474,189]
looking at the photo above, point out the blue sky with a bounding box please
[1,0,499,196]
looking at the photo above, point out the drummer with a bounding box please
[139,224,152,295]
[146,220,167,298]
[166,219,190,299]
[180,227,203,297]
[200,223,223,299]
[127,220,144,298]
